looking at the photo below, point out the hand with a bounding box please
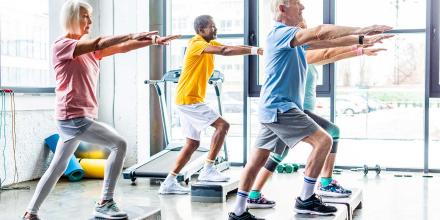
[363,48,387,56]
[257,48,264,55]
[156,34,182,45]
[364,34,394,46]
[131,31,159,41]
[358,25,393,36]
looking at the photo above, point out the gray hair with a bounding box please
[271,0,291,21]
[60,0,93,35]
[194,15,213,34]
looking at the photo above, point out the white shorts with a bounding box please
[176,103,221,141]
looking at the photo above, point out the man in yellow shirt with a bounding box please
[159,15,263,194]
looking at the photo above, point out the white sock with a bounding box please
[164,173,177,184]
[203,160,214,170]
[300,176,317,200]
[233,190,249,216]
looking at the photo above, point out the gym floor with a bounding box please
[1,168,438,220]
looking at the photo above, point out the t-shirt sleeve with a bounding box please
[188,40,211,56]
[53,38,78,61]
[210,40,223,46]
[274,27,300,50]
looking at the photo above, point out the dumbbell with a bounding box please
[276,164,285,173]
[292,163,299,172]
[363,164,381,175]
[276,163,300,173]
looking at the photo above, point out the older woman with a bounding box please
[23,1,180,219]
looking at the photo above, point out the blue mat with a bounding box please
[45,134,85,182]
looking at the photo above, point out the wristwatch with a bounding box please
[359,35,365,45]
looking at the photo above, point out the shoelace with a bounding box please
[108,202,121,212]
[313,194,328,207]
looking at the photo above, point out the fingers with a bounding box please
[145,31,159,36]
[157,34,182,45]
[366,25,393,35]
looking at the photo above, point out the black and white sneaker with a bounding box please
[293,194,337,215]
[228,209,265,220]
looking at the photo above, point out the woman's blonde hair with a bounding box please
[60,0,93,35]
[271,0,291,21]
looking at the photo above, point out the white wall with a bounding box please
[0,0,151,186]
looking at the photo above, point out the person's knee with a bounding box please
[114,137,128,154]
[263,155,279,172]
[187,139,200,150]
[329,125,340,140]
[313,131,332,152]
[219,120,230,133]
[322,133,333,152]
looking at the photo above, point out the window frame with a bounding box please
[429,0,440,97]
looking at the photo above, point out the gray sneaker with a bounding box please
[93,200,128,219]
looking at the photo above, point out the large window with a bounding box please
[334,0,426,168]
[166,0,245,163]
[0,0,53,90]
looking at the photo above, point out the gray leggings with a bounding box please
[26,121,127,214]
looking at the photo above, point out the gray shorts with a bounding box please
[57,117,94,142]
[254,108,319,152]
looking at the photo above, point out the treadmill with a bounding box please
[123,69,229,184]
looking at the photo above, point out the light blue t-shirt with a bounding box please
[259,22,308,123]
[303,64,318,111]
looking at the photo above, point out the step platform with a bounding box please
[91,205,161,220]
[191,178,239,203]
[322,188,363,220]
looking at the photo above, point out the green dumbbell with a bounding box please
[276,164,285,173]
[291,163,299,172]
[284,164,294,173]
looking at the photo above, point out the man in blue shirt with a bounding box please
[229,0,392,219]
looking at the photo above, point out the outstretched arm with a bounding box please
[97,34,182,58]
[73,31,159,58]
[292,24,392,48]
[306,34,394,50]
[307,46,355,64]
[313,48,387,66]
[203,45,263,56]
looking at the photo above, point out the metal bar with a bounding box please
[424,0,434,173]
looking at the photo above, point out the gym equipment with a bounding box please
[350,164,382,175]
[45,134,84,182]
[191,178,239,203]
[78,158,106,179]
[276,164,285,173]
[123,69,230,184]
[90,205,160,220]
[276,163,299,173]
[322,188,363,220]
[333,168,343,175]
[75,142,110,159]
[363,164,381,175]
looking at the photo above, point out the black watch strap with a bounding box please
[359,35,365,45]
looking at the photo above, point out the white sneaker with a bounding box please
[198,167,230,182]
[93,200,128,220]
[158,179,190,195]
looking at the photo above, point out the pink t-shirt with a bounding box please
[53,37,100,120]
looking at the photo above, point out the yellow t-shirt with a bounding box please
[175,34,222,105]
